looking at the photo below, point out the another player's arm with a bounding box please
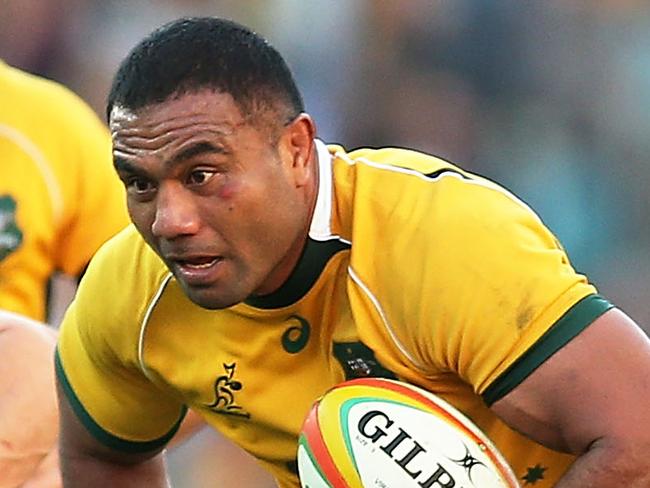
[0,310,58,488]
[56,378,170,487]
[492,308,650,487]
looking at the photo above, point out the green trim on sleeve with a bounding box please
[482,294,613,406]
[55,347,187,453]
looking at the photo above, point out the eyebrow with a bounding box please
[172,141,226,163]
[113,142,226,174]
[113,157,140,174]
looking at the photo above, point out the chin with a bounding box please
[185,287,245,310]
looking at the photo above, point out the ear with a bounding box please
[278,113,316,187]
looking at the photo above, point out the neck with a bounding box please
[253,142,320,296]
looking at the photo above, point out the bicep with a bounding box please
[56,377,162,464]
[56,377,170,486]
[56,295,187,453]
[491,308,650,454]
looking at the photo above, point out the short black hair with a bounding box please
[106,17,304,124]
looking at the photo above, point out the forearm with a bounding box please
[556,440,650,487]
[0,454,48,488]
[0,312,58,488]
[60,452,170,488]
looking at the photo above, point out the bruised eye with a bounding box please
[187,169,217,186]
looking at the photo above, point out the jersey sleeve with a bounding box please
[376,172,612,405]
[55,245,186,453]
[52,92,129,277]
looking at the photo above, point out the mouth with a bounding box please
[168,255,225,285]
[179,256,220,269]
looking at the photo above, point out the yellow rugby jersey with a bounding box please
[0,61,129,321]
[57,141,612,487]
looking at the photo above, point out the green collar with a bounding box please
[244,237,350,309]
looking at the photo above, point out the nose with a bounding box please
[151,183,200,239]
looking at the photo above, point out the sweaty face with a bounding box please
[110,90,315,309]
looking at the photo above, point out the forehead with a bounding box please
[109,90,246,134]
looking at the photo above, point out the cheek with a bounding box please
[127,202,154,232]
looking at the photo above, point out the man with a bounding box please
[0,62,205,487]
[0,60,132,487]
[0,59,130,322]
[55,17,650,487]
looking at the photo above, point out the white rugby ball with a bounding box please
[297,378,520,488]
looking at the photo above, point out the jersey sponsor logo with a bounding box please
[204,362,250,418]
[281,315,311,353]
[333,342,398,380]
[0,195,22,261]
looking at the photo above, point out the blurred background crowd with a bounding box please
[2,0,649,486]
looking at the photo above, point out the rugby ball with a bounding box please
[297,378,520,488]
